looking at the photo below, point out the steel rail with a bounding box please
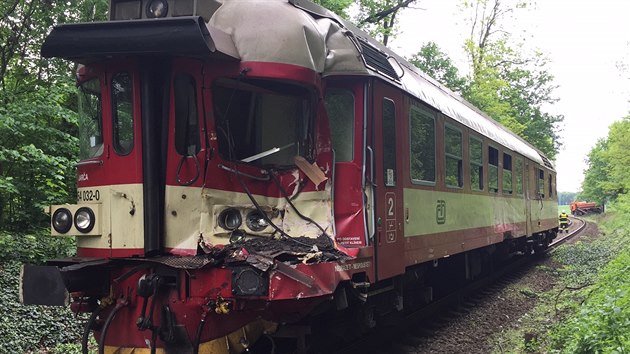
[549,216,586,249]
[332,220,588,354]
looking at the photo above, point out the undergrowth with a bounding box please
[491,208,630,353]
[550,212,630,353]
[0,230,84,353]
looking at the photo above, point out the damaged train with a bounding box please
[20,0,559,352]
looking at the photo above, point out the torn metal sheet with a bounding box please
[294,156,327,186]
[273,260,314,288]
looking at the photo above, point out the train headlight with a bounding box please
[218,208,242,231]
[146,0,168,18]
[232,267,268,296]
[52,208,73,234]
[245,211,269,232]
[74,207,96,233]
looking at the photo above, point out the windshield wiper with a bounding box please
[240,143,295,163]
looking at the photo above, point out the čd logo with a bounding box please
[436,200,446,224]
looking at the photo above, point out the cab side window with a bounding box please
[324,89,355,162]
[112,72,134,155]
[174,74,200,156]
[382,98,396,187]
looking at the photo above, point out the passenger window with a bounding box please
[488,146,499,193]
[503,153,513,194]
[445,126,463,188]
[469,137,483,191]
[538,169,545,198]
[382,99,396,187]
[409,106,435,183]
[515,158,523,195]
[324,89,354,162]
[112,73,134,155]
[174,74,200,156]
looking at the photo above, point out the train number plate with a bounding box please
[77,189,101,202]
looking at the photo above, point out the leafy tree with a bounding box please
[579,139,614,205]
[355,0,418,46]
[406,2,562,159]
[460,0,563,159]
[557,191,577,205]
[313,0,354,18]
[580,116,630,206]
[0,0,108,230]
[409,42,467,93]
[314,0,419,46]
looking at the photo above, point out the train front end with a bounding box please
[21,0,359,352]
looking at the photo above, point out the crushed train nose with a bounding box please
[20,265,69,306]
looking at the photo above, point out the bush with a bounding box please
[0,262,84,353]
[550,208,630,352]
[0,229,81,353]
[0,229,76,264]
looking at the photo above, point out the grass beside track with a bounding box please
[489,210,630,353]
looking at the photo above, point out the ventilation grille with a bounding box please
[358,40,399,80]
[540,154,554,169]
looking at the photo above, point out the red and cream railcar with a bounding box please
[21,0,558,352]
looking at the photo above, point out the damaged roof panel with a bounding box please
[206,0,550,166]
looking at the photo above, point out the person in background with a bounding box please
[559,211,569,233]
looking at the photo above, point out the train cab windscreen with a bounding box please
[213,79,314,167]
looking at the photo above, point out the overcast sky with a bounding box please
[389,0,630,193]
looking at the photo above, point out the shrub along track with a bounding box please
[335,218,590,354]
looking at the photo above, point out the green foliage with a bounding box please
[0,229,79,352]
[463,41,563,159]
[550,212,630,352]
[488,211,630,353]
[0,261,84,353]
[312,0,354,18]
[458,0,563,159]
[553,239,617,287]
[314,0,418,46]
[0,0,107,231]
[355,0,406,45]
[0,81,79,229]
[580,116,630,205]
[409,42,467,93]
[408,2,563,159]
[558,191,577,205]
[558,204,570,215]
[0,229,76,264]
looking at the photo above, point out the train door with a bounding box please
[372,80,405,281]
[75,62,146,257]
[325,80,368,247]
[524,161,532,236]
[163,58,206,255]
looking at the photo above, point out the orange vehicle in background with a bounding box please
[570,201,604,215]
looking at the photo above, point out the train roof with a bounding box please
[206,0,553,169]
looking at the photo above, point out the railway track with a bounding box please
[550,216,586,248]
[332,219,587,354]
